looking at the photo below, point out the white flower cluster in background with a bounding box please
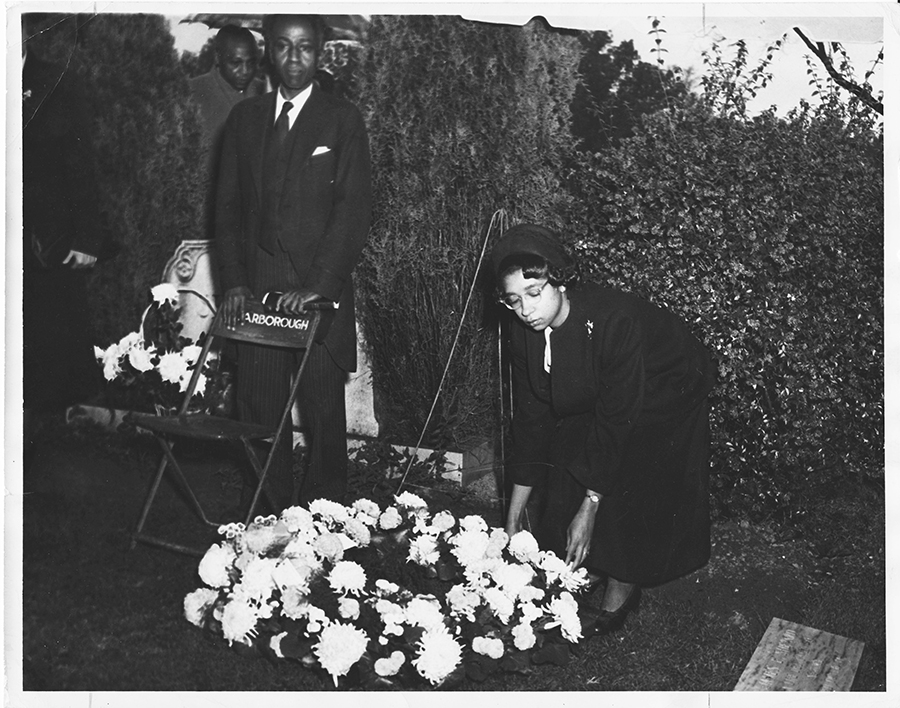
[93,283,214,404]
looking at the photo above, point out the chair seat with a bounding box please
[128,412,276,442]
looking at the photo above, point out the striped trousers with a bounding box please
[236,243,348,511]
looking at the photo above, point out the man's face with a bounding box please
[268,17,319,99]
[218,39,257,92]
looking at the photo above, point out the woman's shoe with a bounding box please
[593,586,641,636]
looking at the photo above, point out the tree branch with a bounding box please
[793,27,882,115]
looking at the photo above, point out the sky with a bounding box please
[168,3,885,117]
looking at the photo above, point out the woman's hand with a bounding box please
[565,498,599,569]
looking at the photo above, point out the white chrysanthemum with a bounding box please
[518,600,543,623]
[459,515,488,533]
[445,584,481,621]
[375,579,401,596]
[462,557,505,587]
[405,595,446,631]
[546,591,583,642]
[413,626,463,685]
[559,566,590,592]
[374,650,406,677]
[508,530,541,563]
[306,604,329,633]
[485,528,509,558]
[394,491,427,509]
[342,517,372,547]
[519,585,545,603]
[313,532,345,562]
[180,344,203,365]
[184,587,219,627]
[450,529,490,568]
[413,514,431,535]
[219,596,261,645]
[117,330,142,351]
[151,283,180,305]
[102,355,122,382]
[198,542,236,588]
[407,533,440,566]
[181,370,207,395]
[512,621,537,650]
[314,622,370,685]
[281,505,315,534]
[235,556,278,601]
[309,498,351,524]
[352,498,381,519]
[537,550,569,584]
[378,506,402,530]
[483,586,516,624]
[241,522,288,556]
[472,636,505,660]
[127,342,155,373]
[329,560,367,595]
[374,598,405,628]
[338,597,360,621]
[157,350,189,385]
[431,510,456,533]
[490,561,535,600]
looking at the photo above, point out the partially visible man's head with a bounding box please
[262,15,326,99]
[215,25,259,92]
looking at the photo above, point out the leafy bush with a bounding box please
[568,83,882,520]
[356,16,581,450]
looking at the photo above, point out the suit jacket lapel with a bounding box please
[284,85,332,169]
[250,92,277,203]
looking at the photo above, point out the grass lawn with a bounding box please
[14,415,886,694]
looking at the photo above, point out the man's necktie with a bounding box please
[259,101,295,254]
[273,101,293,149]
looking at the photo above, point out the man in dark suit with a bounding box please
[188,25,265,239]
[22,16,114,447]
[215,14,372,511]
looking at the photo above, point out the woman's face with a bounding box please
[500,269,569,331]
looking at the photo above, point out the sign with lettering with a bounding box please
[734,617,864,691]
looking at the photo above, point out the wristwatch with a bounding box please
[585,492,601,504]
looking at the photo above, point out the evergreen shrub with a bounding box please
[356,16,580,450]
[567,94,883,521]
[28,13,207,346]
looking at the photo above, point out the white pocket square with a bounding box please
[312,146,331,156]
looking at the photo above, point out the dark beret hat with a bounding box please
[490,224,573,276]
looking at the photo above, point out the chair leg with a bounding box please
[130,445,171,550]
[241,437,282,525]
[158,438,217,526]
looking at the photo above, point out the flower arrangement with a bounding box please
[93,284,228,414]
[185,493,593,688]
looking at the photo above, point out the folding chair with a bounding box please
[128,299,335,556]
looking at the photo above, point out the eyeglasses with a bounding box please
[498,280,551,311]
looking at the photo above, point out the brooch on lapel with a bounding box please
[585,320,594,338]
[23,89,32,99]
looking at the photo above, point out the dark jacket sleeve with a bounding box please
[214,106,250,292]
[508,324,555,487]
[303,105,372,301]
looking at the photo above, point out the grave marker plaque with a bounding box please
[734,617,864,691]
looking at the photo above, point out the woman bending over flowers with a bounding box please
[493,224,716,635]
